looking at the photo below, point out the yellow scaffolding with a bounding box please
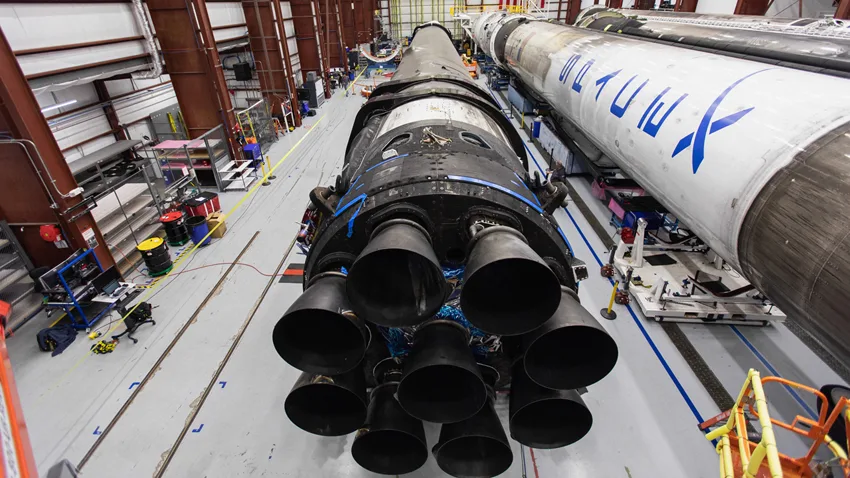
[704,369,850,478]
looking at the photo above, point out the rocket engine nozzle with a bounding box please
[284,369,367,436]
[351,382,429,475]
[522,287,619,390]
[432,364,513,478]
[509,361,593,449]
[347,219,447,327]
[397,320,488,424]
[272,272,369,375]
[461,226,562,336]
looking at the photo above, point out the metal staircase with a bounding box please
[0,221,42,335]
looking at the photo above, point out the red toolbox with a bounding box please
[185,192,221,217]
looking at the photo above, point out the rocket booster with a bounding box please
[471,11,850,363]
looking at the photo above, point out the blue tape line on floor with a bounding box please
[729,325,818,419]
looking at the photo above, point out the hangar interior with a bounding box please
[0,0,849,477]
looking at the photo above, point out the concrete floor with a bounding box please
[8,79,847,478]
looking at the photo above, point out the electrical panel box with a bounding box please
[233,62,252,81]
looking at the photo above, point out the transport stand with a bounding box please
[609,219,785,326]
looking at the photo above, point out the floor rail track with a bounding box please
[77,231,261,469]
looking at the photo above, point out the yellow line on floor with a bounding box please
[345,67,368,95]
[48,313,66,328]
[40,113,328,401]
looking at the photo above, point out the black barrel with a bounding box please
[523,287,618,390]
[351,382,429,475]
[433,364,513,478]
[159,211,190,246]
[347,219,447,327]
[273,272,370,375]
[284,369,367,436]
[397,320,487,424]
[461,226,561,336]
[509,360,592,449]
[137,237,172,277]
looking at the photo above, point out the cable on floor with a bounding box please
[131,261,289,284]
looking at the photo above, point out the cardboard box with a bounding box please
[207,212,227,238]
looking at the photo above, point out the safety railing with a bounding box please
[450,5,527,16]
[704,369,850,478]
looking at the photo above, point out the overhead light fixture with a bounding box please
[40,99,78,114]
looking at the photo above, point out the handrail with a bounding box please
[450,5,526,16]
[705,370,784,477]
[705,369,850,478]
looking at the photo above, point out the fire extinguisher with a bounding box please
[39,224,68,249]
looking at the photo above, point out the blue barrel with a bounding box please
[185,215,212,247]
[532,116,542,138]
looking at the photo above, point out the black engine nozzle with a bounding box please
[509,360,593,449]
[397,320,488,424]
[273,272,369,375]
[433,364,513,478]
[284,369,367,436]
[461,226,562,336]
[351,382,429,475]
[523,287,619,390]
[347,219,447,327]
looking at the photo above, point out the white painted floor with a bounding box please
[7,79,846,478]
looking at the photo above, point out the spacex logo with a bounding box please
[672,69,771,173]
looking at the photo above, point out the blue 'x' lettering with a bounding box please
[672,69,771,173]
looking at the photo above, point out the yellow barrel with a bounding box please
[137,236,172,276]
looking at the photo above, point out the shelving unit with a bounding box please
[152,125,255,191]
[220,159,257,191]
[72,165,164,277]
[68,139,144,198]
[94,181,162,276]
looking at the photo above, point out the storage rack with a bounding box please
[69,139,143,198]
[152,125,256,191]
[70,162,165,277]
[90,172,164,276]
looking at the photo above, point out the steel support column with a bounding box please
[243,0,293,117]
[316,0,343,72]
[291,0,331,97]
[734,0,768,15]
[673,0,697,11]
[147,0,239,159]
[272,0,303,126]
[565,0,581,24]
[342,0,357,46]
[0,28,113,269]
[836,0,850,19]
[334,0,350,73]
[93,80,127,141]
[314,0,333,97]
